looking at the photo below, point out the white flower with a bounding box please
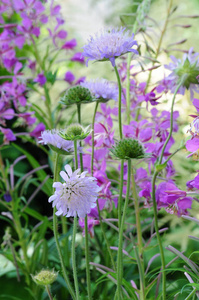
[49,165,100,218]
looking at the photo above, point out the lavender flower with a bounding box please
[49,164,100,218]
[165,48,199,99]
[81,79,118,102]
[39,129,74,154]
[82,27,138,67]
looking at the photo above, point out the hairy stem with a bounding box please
[91,101,99,175]
[114,65,123,140]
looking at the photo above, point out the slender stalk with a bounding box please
[151,75,187,299]
[73,140,80,299]
[151,171,166,300]
[158,76,187,165]
[114,65,123,140]
[116,159,131,300]
[91,101,99,175]
[46,285,53,300]
[131,171,145,300]
[126,54,131,125]
[72,216,80,300]
[77,104,83,171]
[118,160,124,228]
[84,215,92,300]
[52,154,76,300]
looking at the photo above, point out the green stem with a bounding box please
[46,285,53,300]
[151,75,187,299]
[114,66,123,140]
[91,101,99,175]
[151,171,166,300]
[126,54,131,125]
[158,76,187,165]
[72,216,80,300]
[131,171,145,299]
[185,288,197,300]
[77,104,83,171]
[53,154,76,300]
[44,85,54,129]
[116,159,131,300]
[118,160,124,228]
[73,141,80,299]
[85,215,92,300]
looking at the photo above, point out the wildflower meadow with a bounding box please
[1,0,199,299]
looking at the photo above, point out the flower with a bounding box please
[60,85,93,105]
[111,138,145,160]
[32,269,58,286]
[82,27,138,67]
[49,164,100,218]
[80,78,118,102]
[165,48,199,99]
[39,129,74,154]
[59,124,91,141]
[34,72,46,86]
[64,71,75,83]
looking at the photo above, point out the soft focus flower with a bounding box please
[64,71,75,83]
[32,269,58,286]
[34,72,46,86]
[49,164,100,218]
[82,27,138,67]
[71,52,84,63]
[60,85,93,105]
[80,78,118,102]
[60,124,91,141]
[30,123,45,139]
[39,129,74,154]
[165,48,199,99]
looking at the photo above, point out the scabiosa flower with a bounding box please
[82,27,138,67]
[39,129,74,155]
[60,85,93,105]
[49,164,100,218]
[165,47,199,99]
[80,78,118,102]
[111,138,145,160]
[59,124,91,141]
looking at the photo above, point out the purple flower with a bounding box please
[30,123,45,139]
[62,39,77,50]
[187,173,199,190]
[39,129,74,153]
[64,71,75,83]
[71,52,84,64]
[0,127,16,144]
[165,48,199,99]
[82,27,138,67]
[156,182,192,216]
[49,164,100,218]
[79,217,99,237]
[3,191,12,202]
[34,72,46,86]
[80,79,118,102]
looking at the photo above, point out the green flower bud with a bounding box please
[111,138,145,160]
[59,124,91,141]
[176,58,199,89]
[32,269,58,286]
[60,85,93,105]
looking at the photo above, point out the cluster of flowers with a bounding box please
[0,0,84,144]
[39,27,199,236]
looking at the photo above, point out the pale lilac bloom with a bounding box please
[81,78,118,102]
[39,129,74,153]
[49,164,100,218]
[82,27,138,67]
[164,48,199,99]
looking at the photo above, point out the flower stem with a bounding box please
[77,104,83,171]
[118,160,124,228]
[73,141,80,299]
[46,285,53,300]
[151,75,187,299]
[84,215,92,300]
[126,54,131,125]
[131,171,145,300]
[53,153,76,300]
[116,159,131,300]
[114,65,123,140]
[72,216,80,300]
[91,101,99,175]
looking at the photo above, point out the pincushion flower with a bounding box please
[165,47,199,99]
[82,27,138,67]
[49,164,100,218]
[39,129,74,155]
[80,78,118,102]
